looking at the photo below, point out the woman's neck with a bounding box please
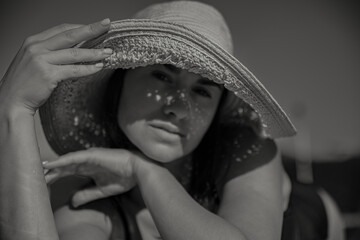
[162,154,192,178]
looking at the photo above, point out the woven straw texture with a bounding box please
[40,1,296,155]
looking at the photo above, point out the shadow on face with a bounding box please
[116,64,224,162]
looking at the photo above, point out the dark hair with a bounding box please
[104,69,137,151]
[187,91,228,212]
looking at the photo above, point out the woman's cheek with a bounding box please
[186,105,214,140]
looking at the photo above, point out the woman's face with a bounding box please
[117,65,223,162]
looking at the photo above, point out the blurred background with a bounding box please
[1,0,359,238]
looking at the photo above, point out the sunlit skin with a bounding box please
[117,65,224,163]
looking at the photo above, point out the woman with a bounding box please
[0,1,296,239]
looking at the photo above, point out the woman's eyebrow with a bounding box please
[163,64,181,74]
[197,78,223,91]
[162,65,223,91]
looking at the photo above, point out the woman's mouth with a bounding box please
[149,121,185,138]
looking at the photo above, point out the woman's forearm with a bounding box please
[0,108,58,240]
[135,161,248,240]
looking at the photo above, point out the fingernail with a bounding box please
[71,200,79,209]
[103,48,113,54]
[42,161,48,165]
[100,18,110,26]
[95,62,104,68]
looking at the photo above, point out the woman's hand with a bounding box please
[0,19,112,115]
[43,148,142,207]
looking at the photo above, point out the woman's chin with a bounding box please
[141,144,185,163]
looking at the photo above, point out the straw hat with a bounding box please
[40,1,296,155]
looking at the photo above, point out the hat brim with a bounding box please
[100,20,296,136]
[40,19,296,155]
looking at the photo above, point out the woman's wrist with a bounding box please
[0,101,36,121]
[132,152,167,185]
[0,106,35,138]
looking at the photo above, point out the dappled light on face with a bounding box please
[186,112,208,140]
[165,95,174,105]
[146,89,163,102]
[143,87,211,142]
[117,65,223,162]
[145,88,192,112]
[144,89,185,104]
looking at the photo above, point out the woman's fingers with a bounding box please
[71,186,108,207]
[72,184,127,207]
[43,148,120,170]
[42,148,135,181]
[43,150,92,169]
[44,19,110,51]
[0,20,111,114]
[45,48,113,65]
[44,169,63,185]
[56,62,104,80]
[25,24,84,46]
[42,149,138,207]
[43,151,100,178]
[44,163,93,185]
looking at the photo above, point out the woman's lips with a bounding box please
[149,121,185,137]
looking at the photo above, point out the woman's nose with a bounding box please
[162,91,190,120]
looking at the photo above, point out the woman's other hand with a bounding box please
[43,148,144,207]
[0,19,112,115]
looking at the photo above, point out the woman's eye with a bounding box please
[152,71,171,83]
[193,87,211,98]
